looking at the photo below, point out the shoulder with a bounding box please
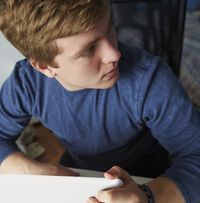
[12,59,43,85]
[118,42,155,69]
[117,42,175,87]
[117,42,165,93]
[6,59,49,96]
[117,42,166,86]
[116,42,181,122]
[1,59,49,109]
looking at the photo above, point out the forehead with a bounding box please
[54,10,111,58]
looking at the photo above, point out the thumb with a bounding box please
[104,166,132,185]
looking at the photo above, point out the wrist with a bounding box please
[139,184,155,203]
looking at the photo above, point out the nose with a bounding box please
[101,40,121,65]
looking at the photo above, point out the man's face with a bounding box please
[52,11,121,91]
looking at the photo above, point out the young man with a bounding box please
[0,0,199,202]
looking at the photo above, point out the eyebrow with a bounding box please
[72,15,113,59]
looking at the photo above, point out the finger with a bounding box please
[96,188,128,203]
[104,166,132,184]
[87,197,100,203]
[96,188,117,203]
[96,186,143,203]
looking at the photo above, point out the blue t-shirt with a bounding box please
[0,43,200,203]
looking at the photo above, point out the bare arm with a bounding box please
[0,152,79,176]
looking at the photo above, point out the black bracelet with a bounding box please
[139,184,155,203]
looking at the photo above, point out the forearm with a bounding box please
[147,177,185,203]
[0,152,79,176]
[0,152,53,174]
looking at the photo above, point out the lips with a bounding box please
[106,68,116,75]
[103,67,118,80]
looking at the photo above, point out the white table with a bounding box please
[0,168,152,203]
[73,167,153,185]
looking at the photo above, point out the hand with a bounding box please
[33,162,80,176]
[87,166,147,203]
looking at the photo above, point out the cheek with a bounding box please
[77,57,101,75]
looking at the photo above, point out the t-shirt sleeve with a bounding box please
[138,57,200,203]
[0,63,31,163]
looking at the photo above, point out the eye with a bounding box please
[81,44,96,58]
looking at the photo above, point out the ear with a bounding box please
[30,60,56,78]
